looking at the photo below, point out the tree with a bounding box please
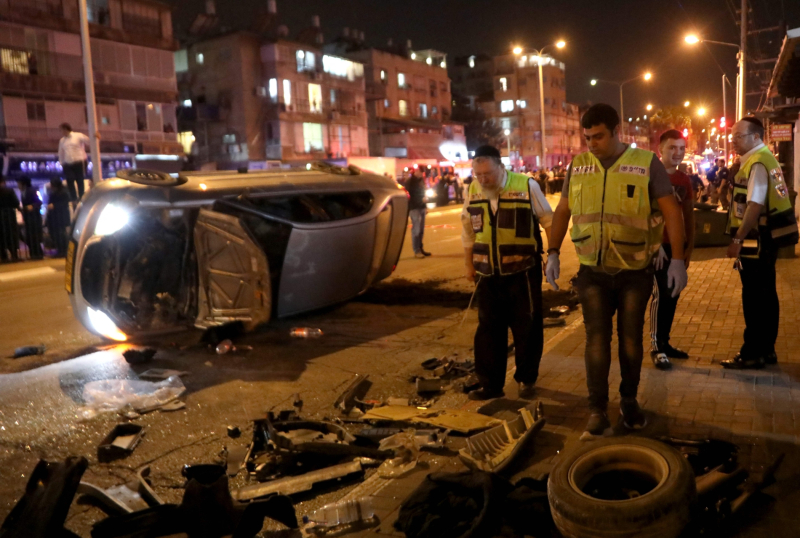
[649,106,692,132]
[451,97,503,151]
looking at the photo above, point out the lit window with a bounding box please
[196,53,204,65]
[222,133,236,144]
[418,103,428,118]
[398,72,406,88]
[330,88,336,104]
[308,83,322,113]
[399,100,408,116]
[432,106,438,115]
[322,55,363,80]
[283,80,292,106]
[303,122,324,152]
[500,100,514,113]
[384,99,390,109]
[182,99,192,107]
[518,100,527,109]
[499,77,507,92]
[268,78,278,101]
[1,48,29,74]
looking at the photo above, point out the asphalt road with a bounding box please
[0,199,579,536]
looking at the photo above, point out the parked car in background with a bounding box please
[66,164,409,341]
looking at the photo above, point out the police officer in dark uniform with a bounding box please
[461,145,553,400]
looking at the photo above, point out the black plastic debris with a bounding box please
[0,456,88,538]
[11,344,46,359]
[98,424,146,463]
[227,426,241,439]
[333,374,372,414]
[122,348,157,365]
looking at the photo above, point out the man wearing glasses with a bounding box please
[462,145,553,400]
[721,117,798,369]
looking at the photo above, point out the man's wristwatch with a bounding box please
[732,238,744,245]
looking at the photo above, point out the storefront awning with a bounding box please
[768,27,800,99]
[407,147,447,160]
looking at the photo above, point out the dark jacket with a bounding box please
[0,185,19,210]
[406,175,426,210]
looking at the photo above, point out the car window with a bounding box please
[247,191,374,223]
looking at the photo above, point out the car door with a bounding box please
[193,208,271,330]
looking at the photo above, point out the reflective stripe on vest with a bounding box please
[567,147,663,270]
[727,146,799,258]
[468,172,540,276]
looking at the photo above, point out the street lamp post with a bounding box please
[685,34,744,120]
[78,0,101,183]
[504,128,512,167]
[590,71,652,141]
[515,41,565,171]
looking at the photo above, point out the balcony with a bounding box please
[365,81,387,101]
[267,100,365,122]
[0,125,178,152]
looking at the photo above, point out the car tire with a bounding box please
[117,168,186,187]
[547,437,695,538]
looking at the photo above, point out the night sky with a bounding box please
[166,0,800,121]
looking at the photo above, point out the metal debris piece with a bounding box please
[77,482,148,515]
[357,428,447,449]
[232,461,364,501]
[122,347,156,365]
[136,466,163,506]
[98,424,145,463]
[421,358,443,370]
[416,377,447,394]
[226,446,249,477]
[458,402,546,473]
[333,374,372,414]
[159,400,186,412]
[138,368,189,381]
[361,405,428,422]
[415,409,503,434]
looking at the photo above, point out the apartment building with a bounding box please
[176,30,369,168]
[449,53,494,109]
[0,0,183,183]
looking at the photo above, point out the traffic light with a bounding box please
[719,117,726,129]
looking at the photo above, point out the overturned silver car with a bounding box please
[66,165,408,341]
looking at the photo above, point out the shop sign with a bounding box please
[770,124,793,142]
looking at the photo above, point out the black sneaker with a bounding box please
[620,399,647,430]
[720,352,765,370]
[467,387,505,401]
[518,382,536,399]
[421,250,432,257]
[660,343,689,359]
[580,412,613,441]
[650,350,671,370]
[763,352,778,365]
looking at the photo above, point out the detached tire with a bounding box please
[548,437,695,538]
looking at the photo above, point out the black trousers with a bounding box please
[576,265,653,412]
[474,266,543,393]
[63,161,86,202]
[0,208,19,262]
[649,243,681,349]
[740,247,779,358]
[22,211,44,259]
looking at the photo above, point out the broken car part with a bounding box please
[0,457,88,538]
[77,481,149,515]
[333,374,372,414]
[98,423,145,463]
[122,347,156,365]
[357,428,447,449]
[227,425,242,439]
[361,406,502,434]
[232,460,364,501]
[11,344,46,358]
[138,368,189,381]
[415,377,447,394]
[459,402,546,474]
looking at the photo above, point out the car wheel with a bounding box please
[117,168,187,187]
[548,437,695,538]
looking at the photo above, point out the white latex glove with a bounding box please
[545,252,560,291]
[666,258,688,298]
[653,245,668,271]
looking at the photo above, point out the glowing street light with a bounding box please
[684,101,691,107]
[646,104,653,111]
[685,34,700,45]
[512,46,523,55]
[504,129,511,136]
[590,79,598,86]
[555,40,566,49]
[589,72,653,138]
[643,72,652,81]
[697,107,706,116]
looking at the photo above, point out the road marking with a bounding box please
[0,267,59,282]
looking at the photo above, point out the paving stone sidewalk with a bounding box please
[349,246,800,538]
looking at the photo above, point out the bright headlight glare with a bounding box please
[87,308,127,341]
[425,188,435,197]
[94,204,129,236]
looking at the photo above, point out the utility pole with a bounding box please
[78,0,102,183]
[722,74,728,160]
[738,0,747,120]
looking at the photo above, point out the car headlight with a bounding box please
[425,188,435,198]
[94,204,129,236]
[87,308,127,341]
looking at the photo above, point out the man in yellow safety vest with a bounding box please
[545,104,689,440]
[462,145,553,400]
[721,117,798,369]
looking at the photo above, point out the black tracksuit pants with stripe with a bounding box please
[650,243,679,350]
[474,266,543,393]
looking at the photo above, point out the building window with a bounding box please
[182,98,192,107]
[440,81,448,92]
[430,80,437,97]
[196,53,204,65]
[500,100,514,113]
[499,77,508,92]
[384,99,391,109]
[432,106,438,115]
[330,88,336,105]
[303,122,324,152]
[283,79,292,106]
[1,49,30,75]
[399,99,408,117]
[418,103,427,118]
[26,101,45,121]
[296,50,316,72]
[308,83,322,113]
[135,103,147,131]
[398,72,406,88]
[268,78,278,102]
[518,100,527,109]
[380,69,387,83]
[222,133,236,144]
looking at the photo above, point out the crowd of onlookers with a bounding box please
[0,176,73,263]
